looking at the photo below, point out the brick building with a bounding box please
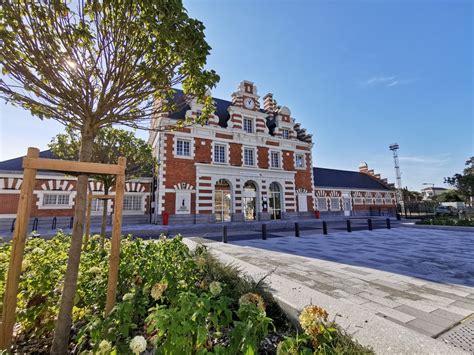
[0,150,152,232]
[314,163,397,217]
[148,80,315,224]
[0,80,396,231]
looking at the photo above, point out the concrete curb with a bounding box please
[183,238,468,355]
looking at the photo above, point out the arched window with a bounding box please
[269,182,282,220]
[215,179,232,222]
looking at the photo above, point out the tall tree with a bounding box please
[49,127,155,248]
[436,189,464,203]
[0,1,218,351]
[445,157,474,204]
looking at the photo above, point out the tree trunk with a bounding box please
[99,186,109,250]
[51,128,95,354]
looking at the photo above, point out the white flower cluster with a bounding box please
[97,340,112,354]
[151,282,168,300]
[209,281,222,296]
[130,335,147,354]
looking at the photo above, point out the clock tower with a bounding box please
[231,80,260,112]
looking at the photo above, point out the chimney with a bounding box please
[358,162,369,173]
[263,93,275,114]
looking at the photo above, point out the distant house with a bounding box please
[421,187,447,200]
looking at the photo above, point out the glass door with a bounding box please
[269,182,282,220]
[215,179,232,222]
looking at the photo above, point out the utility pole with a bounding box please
[389,143,405,215]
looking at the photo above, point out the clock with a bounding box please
[244,97,255,110]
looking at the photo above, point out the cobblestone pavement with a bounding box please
[199,227,474,339]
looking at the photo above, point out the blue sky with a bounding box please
[0,0,472,191]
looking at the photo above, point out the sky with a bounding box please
[0,0,472,191]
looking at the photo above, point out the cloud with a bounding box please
[399,154,451,167]
[362,76,416,88]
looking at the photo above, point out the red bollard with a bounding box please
[162,211,169,225]
[314,210,320,219]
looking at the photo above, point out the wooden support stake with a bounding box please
[105,157,126,315]
[0,148,39,350]
[83,194,93,248]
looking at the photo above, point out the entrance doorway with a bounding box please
[215,179,231,222]
[243,181,258,221]
[269,182,282,220]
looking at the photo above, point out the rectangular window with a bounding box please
[176,139,191,157]
[282,129,290,139]
[244,148,255,166]
[317,198,327,211]
[375,198,383,204]
[243,118,253,133]
[123,195,142,211]
[354,198,363,205]
[214,144,226,163]
[330,198,340,211]
[366,198,373,205]
[43,193,70,206]
[270,151,280,168]
[295,154,305,168]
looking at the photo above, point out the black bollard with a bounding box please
[396,213,401,221]
[386,218,391,229]
[295,222,300,238]
[69,216,74,229]
[322,221,328,235]
[52,217,57,230]
[10,218,16,233]
[32,218,38,231]
[262,224,267,240]
[222,225,228,243]
[346,219,352,233]
[368,218,373,231]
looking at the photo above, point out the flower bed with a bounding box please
[0,233,372,354]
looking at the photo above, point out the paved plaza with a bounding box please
[194,227,474,351]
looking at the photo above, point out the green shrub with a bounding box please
[0,233,372,354]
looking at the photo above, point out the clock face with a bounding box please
[244,98,255,110]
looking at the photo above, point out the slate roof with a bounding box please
[0,150,56,173]
[313,167,391,191]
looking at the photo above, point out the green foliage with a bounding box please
[49,126,155,190]
[278,322,373,355]
[0,235,372,354]
[0,0,219,129]
[436,190,465,203]
[445,157,474,203]
[417,217,474,227]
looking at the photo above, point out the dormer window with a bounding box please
[282,129,290,139]
[243,117,253,133]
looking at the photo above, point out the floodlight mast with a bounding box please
[389,143,405,215]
